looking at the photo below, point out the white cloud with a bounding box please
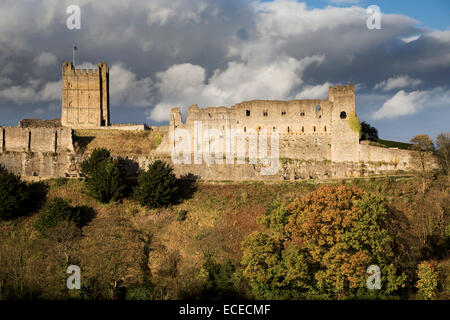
[428,30,450,43]
[401,34,421,43]
[148,55,325,122]
[109,63,154,108]
[372,87,450,119]
[34,52,58,68]
[295,82,332,99]
[374,75,423,91]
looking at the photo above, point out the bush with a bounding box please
[416,261,439,300]
[81,148,112,177]
[196,255,238,299]
[0,167,31,221]
[34,198,84,235]
[85,158,125,204]
[55,177,67,187]
[133,160,179,209]
[177,210,187,221]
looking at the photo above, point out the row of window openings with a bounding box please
[245,110,347,119]
[243,126,327,133]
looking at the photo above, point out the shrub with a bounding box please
[177,210,187,222]
[34,197,84,235]
[197,255,238,299]
[85,158,125,204]
[0,167,31,221]
[133,160,179,209]
[416,261,439,300]
[81,148,112,177]
[55,177,67,187]
[348,111,362,136]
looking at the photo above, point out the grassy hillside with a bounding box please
[374,139,413,150]
[73,129,163,156]
[0,176,448,299]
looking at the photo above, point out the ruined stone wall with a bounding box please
[0,127,74,153]
[169,85,357,163]
[0,152,79,178]
[61,61,109,129]
[19,118,61,128]
[359,142,412,170]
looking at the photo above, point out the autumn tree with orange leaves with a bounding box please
[241,185,407,299]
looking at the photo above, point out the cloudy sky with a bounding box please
[0,0,449,142]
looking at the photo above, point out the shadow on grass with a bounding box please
[176,173,199,203]
[75,205,97,228]
[27,181,49,213]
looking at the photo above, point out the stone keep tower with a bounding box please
[329,84,360,162]
[61,61,110,128]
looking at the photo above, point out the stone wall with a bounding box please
[0,127,74,153]
[169,85,358,163]
[359,142,412,170]
[19,118,62,128]
[0,152,80,178]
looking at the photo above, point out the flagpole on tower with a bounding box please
[73,44,77,67]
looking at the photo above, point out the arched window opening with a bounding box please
[315,105,321,113]
[313,126,316,132]
[281,111,286,116]
[246,110,251,116]
[287,126,290,133]
[263,110,268,117]
[340,111,347,119]
[300,112,305,117]
[302,126,304,133]
[244,127,246,132]
[324,126,327,132]
[273,126,276,132]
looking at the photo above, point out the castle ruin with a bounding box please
[61,61,110,128]
[0,62,416,180]
[170,85,360,163]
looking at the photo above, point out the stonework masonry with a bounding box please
[169,85,361,163]
[61,61,110,128]
[0,127,74,153]
[0,73,418,180]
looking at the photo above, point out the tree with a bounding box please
[360,121,379,141]
[257,199,290,239]
[81,148,112,177]
[410,135,435,193]
[416,261,439,300]
[241,185,407,299]
[79,215,150,299]
[435,132,450,176]
[34,197,85,235]
[85,158,126,204]
[133,160,179,209]
[0,167,31,221]
[286,186,407,297]
[196,255,238,299]
[241,231,313,299]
